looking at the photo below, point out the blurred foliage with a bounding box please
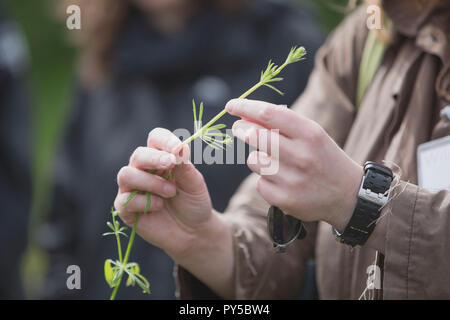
[5,0,76,298]
[295,0,348,31]
[4,0,345,298]
[5,0,76,226]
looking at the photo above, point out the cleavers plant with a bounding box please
[103,46,307,300]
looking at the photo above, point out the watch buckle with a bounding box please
[358,176,390,207]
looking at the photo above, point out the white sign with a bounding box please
[417,135,450,191]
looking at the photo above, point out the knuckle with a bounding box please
[117,193,130,211]
[285,173,302,189]
[119,210,134,226]
[114,196,122,212]
[295,155,314,172]
[278,193,294,210]
[130,146,145,165]
[152,196,163,211]
[117,166,132,186]
[259,107,273,122]
[147,127,164,144]
[304,123,326,145]
[289,149,310,168]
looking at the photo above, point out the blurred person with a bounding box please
[0,6,31,299]
[42,0,323,299]
[114,0,450,300]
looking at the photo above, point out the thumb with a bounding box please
[172,145,207,194]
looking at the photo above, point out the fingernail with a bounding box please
[160,154,175,167]
[167,139,181,153]
[225,101,233,113]
[226,99,240,113]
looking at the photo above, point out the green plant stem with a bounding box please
[110,212,141,300]
[181,61,289,146]
[111,213,123,263]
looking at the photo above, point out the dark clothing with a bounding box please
[43,1,323,299]
[0,11,31,299]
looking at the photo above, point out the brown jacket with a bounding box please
[177,0,450,299]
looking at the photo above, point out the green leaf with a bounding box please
[123,190,138,208]
[192,99,197,131]
[203,138,226,150]
[111,209,120,217]
[104,260,115,288]
[107,221,115,231]
[126,274,135,287]
[199,102,204,124]
[285,46,306,64]
[116,231,128,238]
[134,273,151,294]
[267,77,283,83]
[126,263,140,275]
[208,124,226,130]
[204,132,228,137]
[112,268,123,287]
[264,83,284,96]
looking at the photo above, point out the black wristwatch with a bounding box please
[332,161,393,248]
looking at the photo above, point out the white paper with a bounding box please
[417,135,450,191]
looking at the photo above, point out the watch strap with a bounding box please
[334,162,393,247]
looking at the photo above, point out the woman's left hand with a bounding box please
[226,98,364,232]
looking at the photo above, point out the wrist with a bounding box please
[326,164,364,233]
[328,161,393,251]
[171,210,232,266]
[172,211,235,298]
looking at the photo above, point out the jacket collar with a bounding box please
[383,0,450,102]
[383,0,450,63]
[382,0,438,37]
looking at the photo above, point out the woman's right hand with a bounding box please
[114,127,214,261]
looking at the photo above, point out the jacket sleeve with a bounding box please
[176,7,369,299]
[176,174,318,300]
[382,181,450,299]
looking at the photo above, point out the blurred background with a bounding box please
[1,0,348,299]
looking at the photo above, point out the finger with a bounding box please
[117,166,177,198]
[247,150,298,182]
[130,147,177,170]
[226,99,311,138]
[256,176,292,210]
[115,193,164,224]
[147,127,183,156]
[247,151,279,177]
[171,160,209,195]
[232,119,292,158]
